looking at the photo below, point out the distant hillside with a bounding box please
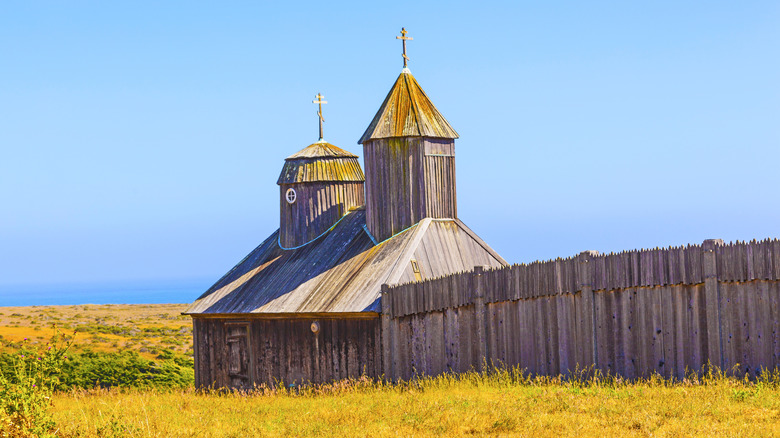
[0,304,191,360]
[0,304,193,389]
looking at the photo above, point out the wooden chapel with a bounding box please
[185,29,506,388]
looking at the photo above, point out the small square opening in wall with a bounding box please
[410,259,422,281]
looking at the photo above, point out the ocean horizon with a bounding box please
[0,279,211,307]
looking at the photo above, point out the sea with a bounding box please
[0,279,211,307]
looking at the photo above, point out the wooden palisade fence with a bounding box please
[381,238,780,380]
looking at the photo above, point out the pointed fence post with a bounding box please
[702,239,724,370]
[577,250,599,369]
[473,266,488,370]
[380,283,394,382]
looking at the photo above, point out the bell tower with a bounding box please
[358,28,459,242]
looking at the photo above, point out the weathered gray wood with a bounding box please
[429,311,445,375]
[379,237,780,383]
[673,286,686,378]
[720,282,735,371]
[770,282,780,367]
[195,237,780,389]
[577,251,598,368]
[703,239,724,369]
[279,181,365,249]
[755,282,772,371]
[192,317,380,388]
[380,284,393,381]
[473,266,488,369]
[192,319,201,386]
[620,289,635,378]
[633,287,650,376]
[689,284,705,375]
[363,138,457,242]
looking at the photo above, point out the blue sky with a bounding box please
[1,1,778,291]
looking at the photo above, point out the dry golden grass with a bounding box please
[0,304,190,360]
[50,371,780,437]
[4,305,779,436]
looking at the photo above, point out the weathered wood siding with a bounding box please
[193,316,381,388]
[383,238,780,380]
[279,181,364,248]
[364,137,456,242]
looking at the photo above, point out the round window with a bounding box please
[285,188,297,204]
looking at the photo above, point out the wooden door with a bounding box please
[225,322,251,389]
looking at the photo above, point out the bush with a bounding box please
[0,331,70,438]
[58,350,193,389]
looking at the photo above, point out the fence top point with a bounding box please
[702,239,724,249]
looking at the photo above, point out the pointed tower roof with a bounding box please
[358,70,459,144]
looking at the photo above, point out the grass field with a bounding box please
[2,304,780,437]
[50,372,780,437]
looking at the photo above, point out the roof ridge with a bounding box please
[285,142,359,160]
[453,219,509,266]
[404,72,424,137]
[384,218,434,286]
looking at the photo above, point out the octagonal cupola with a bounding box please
[277,94,365,249]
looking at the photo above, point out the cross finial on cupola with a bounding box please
[396,27,413,70]
[313,93,327,142]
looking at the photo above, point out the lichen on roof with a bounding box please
[358,71,459,144]
[285,141,358,160]
[278,141,365,184]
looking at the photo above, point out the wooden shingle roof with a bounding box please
[358,70,459,144]
[285,141,357,160]
[184,210,505,315]
[277,141,365,184]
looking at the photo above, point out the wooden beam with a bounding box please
[702,239,724,370]
[380,283,394,381]
[187,312,380,320]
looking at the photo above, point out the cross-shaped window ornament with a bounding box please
[285,188,297,204]
[396,27,413,69]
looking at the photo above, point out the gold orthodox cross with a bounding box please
[313,93,327,141]
[396,27,412,68]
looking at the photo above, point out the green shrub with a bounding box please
[58,349,193,389]
[0,331,70,438]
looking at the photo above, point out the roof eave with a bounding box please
[184,311,380,319]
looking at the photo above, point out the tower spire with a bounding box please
[313,93,327,141]
[396,27,413,70]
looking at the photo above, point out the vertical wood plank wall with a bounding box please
[191,238,780,388]
[193,317,381,388]
[364,137,456,241]
[279,182,364,248]
[384,238,780,380]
